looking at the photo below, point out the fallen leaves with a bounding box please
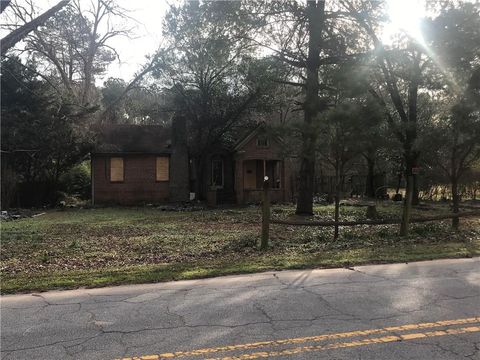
[1,205,478,277]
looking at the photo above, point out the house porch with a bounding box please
[235,159,288,204]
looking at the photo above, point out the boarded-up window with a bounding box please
[110,157,124,182]
[156,157,169,181]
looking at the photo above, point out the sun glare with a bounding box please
[383,0,426,45]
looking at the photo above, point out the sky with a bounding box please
[103,0,170,82]
[3,0,430,84]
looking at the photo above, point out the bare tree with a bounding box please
[71,0,133,105]
[5,0,133,108]
[0,0,69,56]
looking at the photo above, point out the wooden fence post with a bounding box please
[261,177,270,250]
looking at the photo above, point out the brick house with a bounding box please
[91,122,293,205]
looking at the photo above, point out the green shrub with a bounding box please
[59,161,91,199]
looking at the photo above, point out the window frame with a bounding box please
[256,136,270,148]
[211,158,224,189]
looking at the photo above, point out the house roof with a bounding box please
[92,125,172,154]
[92,122,283,155]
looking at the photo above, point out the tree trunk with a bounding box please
[365,157,375,198]
[451,177,460,229]
[1,0,70,56]
[412,173,420,205]
[0,1,11,14]
[395,172,402,194]
[81,43,96,105]
[334,186,340,240]
[295,1,325,216]
[400,49,421,235]
[400,174,413,236]
[297,153,315,215]
[334,161,341,240]
[81,1,103,106]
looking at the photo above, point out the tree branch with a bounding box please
[1,0,70,56]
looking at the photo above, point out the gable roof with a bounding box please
[233,123,283,151]
[92,125,172,154]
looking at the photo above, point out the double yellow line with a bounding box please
[118,317,480,360]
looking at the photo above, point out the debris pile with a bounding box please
[0,209,45,221]
[155,203,207,212]
[0,211,22,221]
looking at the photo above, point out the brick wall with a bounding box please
[92,154,169,205]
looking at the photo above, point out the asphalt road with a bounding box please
[1,258,479,360]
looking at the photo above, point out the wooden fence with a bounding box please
[260,181,480,246]
[270,211,480,227]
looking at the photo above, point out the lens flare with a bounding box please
[383,0,426,45]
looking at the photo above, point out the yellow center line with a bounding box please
[204,326,480,360]
[117,317,480,360]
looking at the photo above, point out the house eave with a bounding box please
[91,151,172,156]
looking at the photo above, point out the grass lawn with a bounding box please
[1,203,479,294]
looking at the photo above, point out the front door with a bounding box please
[244,160,257,189]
